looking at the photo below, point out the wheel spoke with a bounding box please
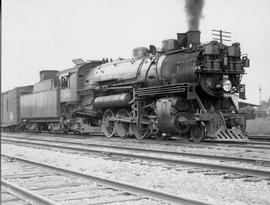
[114,109,130,137]
[130,115,150,139]
[101,109,115,138]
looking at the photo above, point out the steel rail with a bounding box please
[1,179,60,205]
[245,141,270,146]
[214,143,270,150]
[1,154,209,205]
[2,132,270,149]
[248,134,270,142]
[2,136,269,165]
[3,138,270,178]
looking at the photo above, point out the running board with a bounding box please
[209,128,249,142]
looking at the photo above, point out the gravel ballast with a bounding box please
[2,143,270,205]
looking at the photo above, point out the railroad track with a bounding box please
[3,131,270,150]
[248,134,270,142]
[1,154,208,205]
[4,131,270,142]
[1,180,58,205]
[3,136,270,179]
[3,135,270,164]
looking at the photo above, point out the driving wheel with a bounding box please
[130,115,150,139]
[114,109,130,137]
[101,109,115,138]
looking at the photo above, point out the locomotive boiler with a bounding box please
[71,30,250,142]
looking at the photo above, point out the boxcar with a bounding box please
[1,86,33,130]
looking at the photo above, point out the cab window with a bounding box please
[60,76,70,88]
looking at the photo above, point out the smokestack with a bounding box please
[186,30,201,47]
[185,0,205,31]
[177,31,201,48]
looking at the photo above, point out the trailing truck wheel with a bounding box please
[190,122,206,143]
[114,109,130,137]
[101,109,115,138]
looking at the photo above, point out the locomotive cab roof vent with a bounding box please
[72,58,86,66]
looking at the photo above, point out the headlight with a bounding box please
[222,79,232,92]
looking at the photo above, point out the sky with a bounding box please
[2,0,270,104]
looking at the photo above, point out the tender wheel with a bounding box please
[190,123,206,143]
[48,123,54,133]
[130,116,150,139]
[114,109,130,137]
[101,109,115,138]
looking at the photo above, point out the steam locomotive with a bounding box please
[1,30,250,142]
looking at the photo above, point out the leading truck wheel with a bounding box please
[101,109,115,138]
[190,122,206,143]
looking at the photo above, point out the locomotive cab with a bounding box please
[56,59,106,134]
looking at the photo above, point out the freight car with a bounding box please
[1,86,33,130]
[1,30,250,142]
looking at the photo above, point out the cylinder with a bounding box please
[156,98,191,134]
[94,93,131,108]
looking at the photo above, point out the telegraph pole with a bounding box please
[212,29,231,43]
[259,86,262,112]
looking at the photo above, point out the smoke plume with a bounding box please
[185,0,205,30]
